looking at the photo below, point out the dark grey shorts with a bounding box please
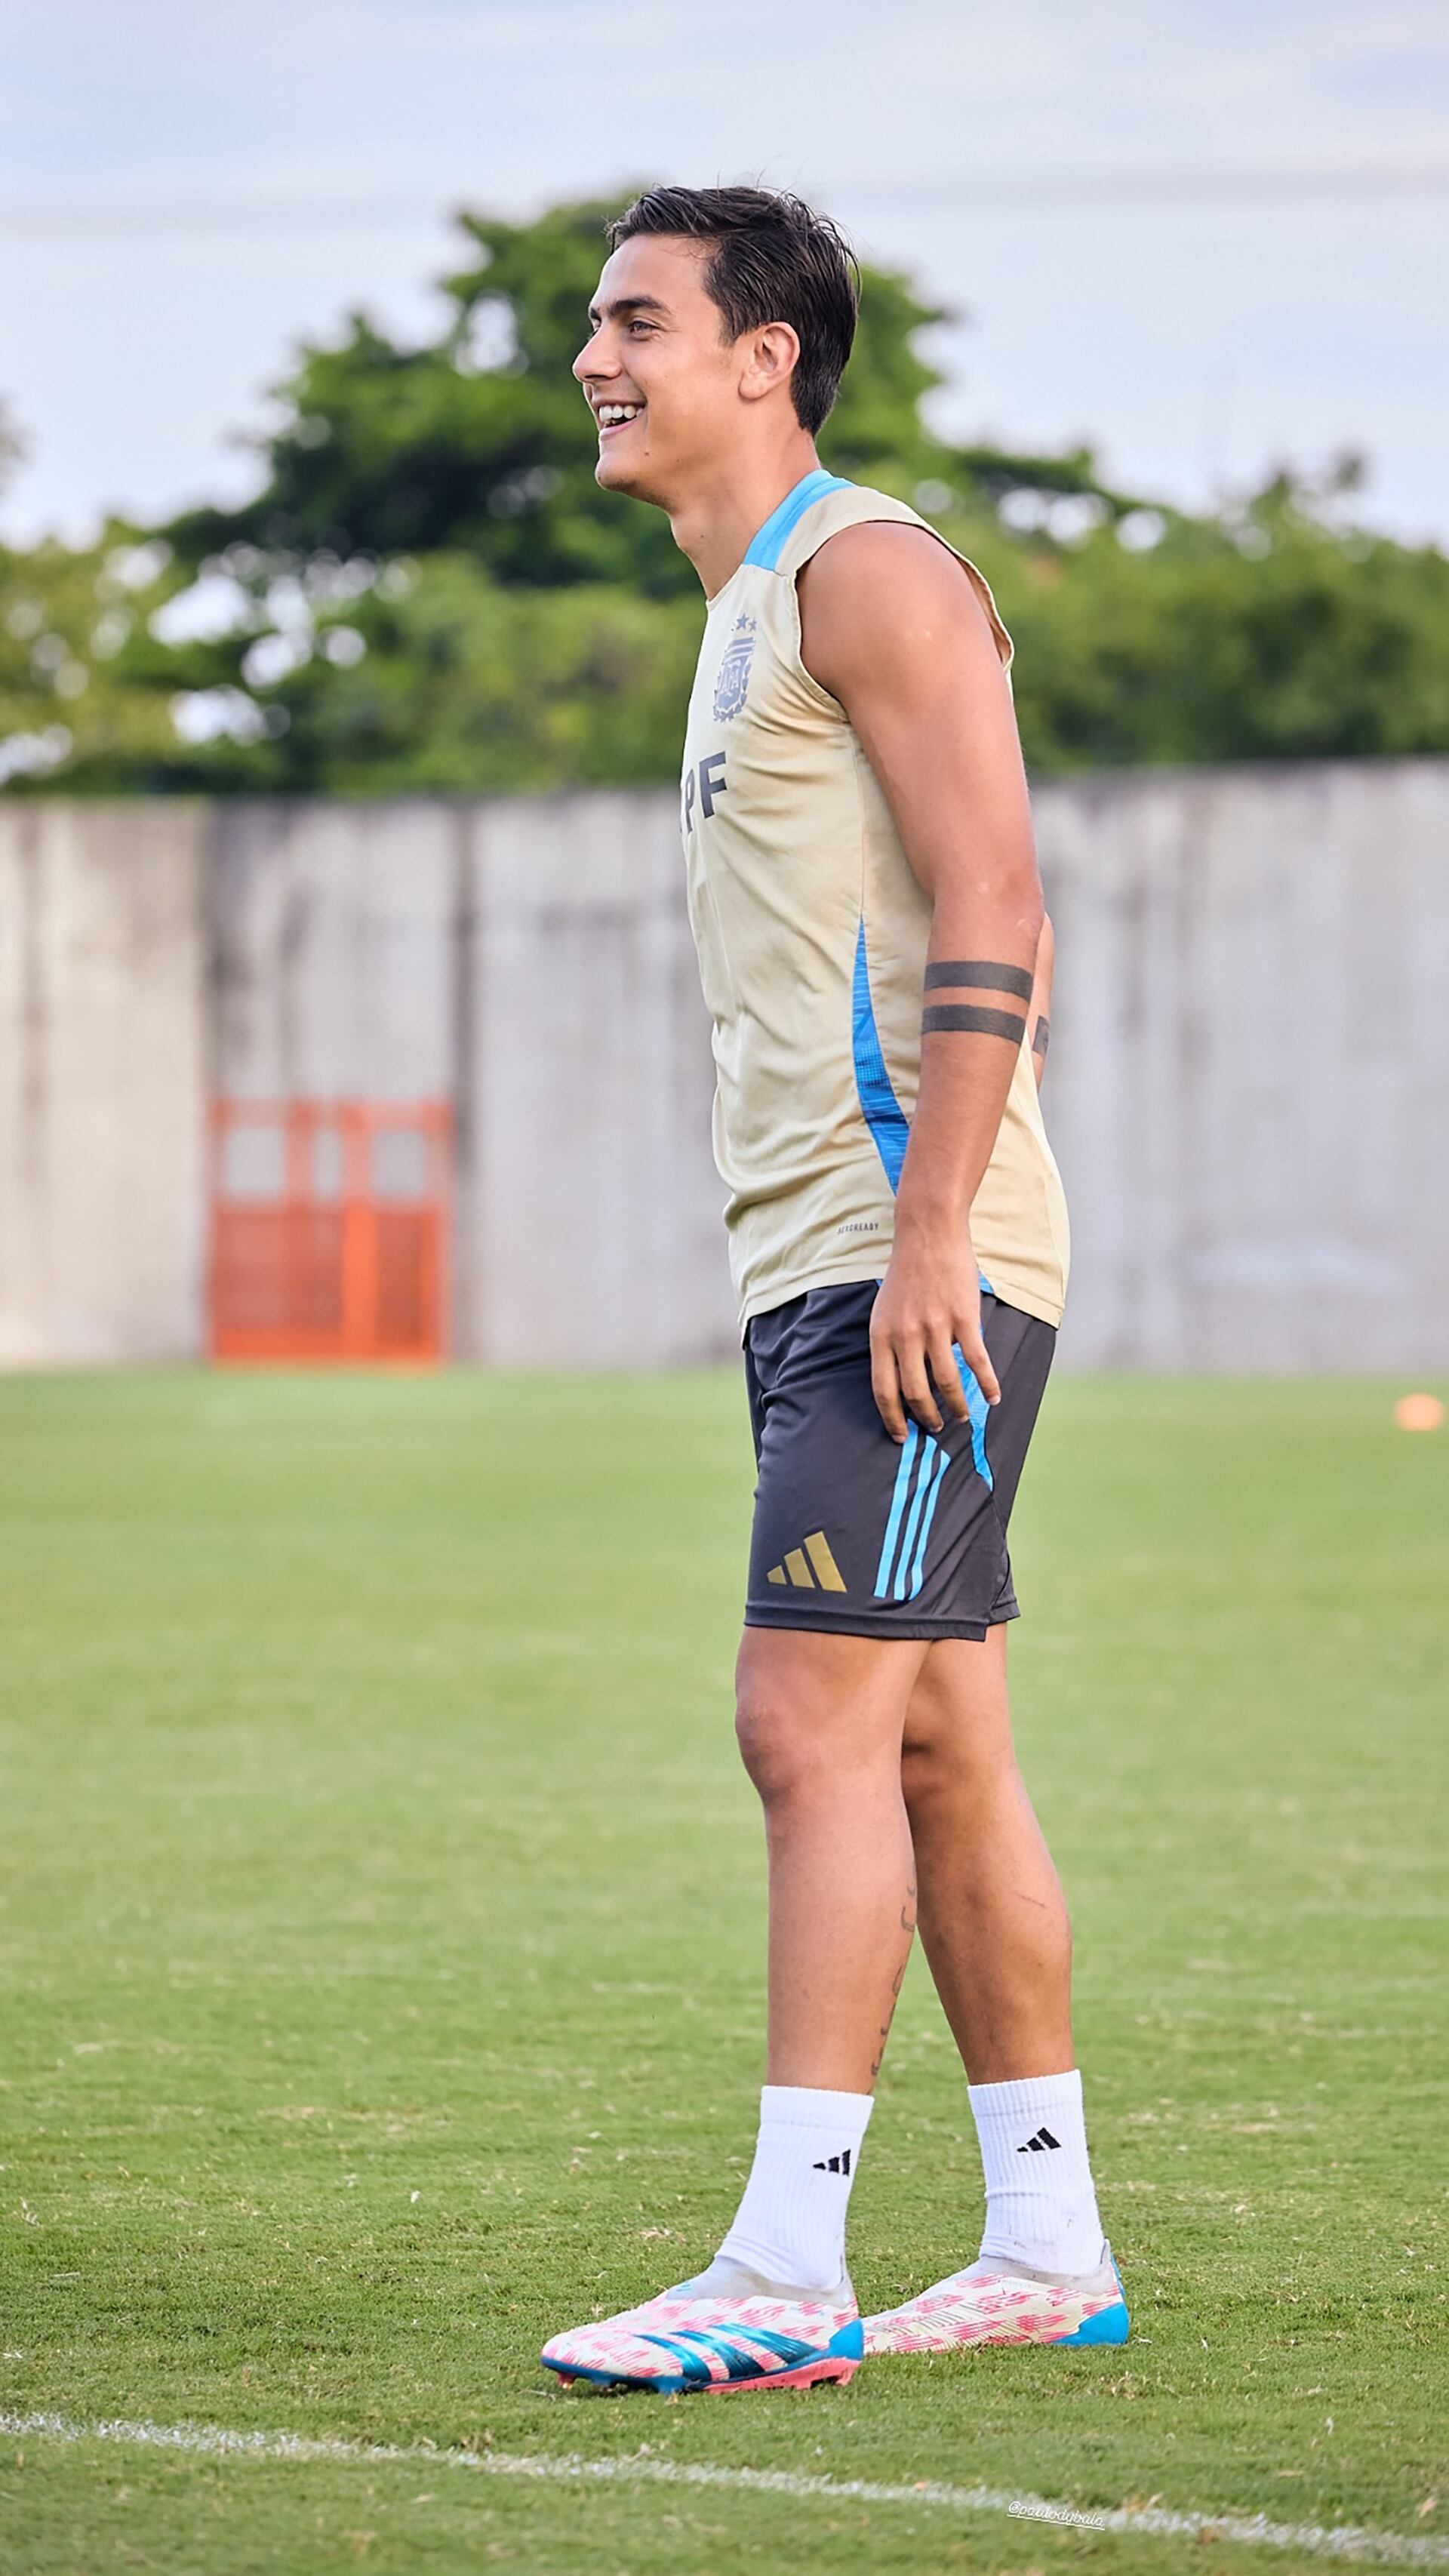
[743,1283,1054,1642]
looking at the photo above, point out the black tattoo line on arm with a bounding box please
[921,1004,1028,1043]
[1032,1014,1050,1060]
[924,959,1034,1002]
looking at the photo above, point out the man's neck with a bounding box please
[670,438,822,597]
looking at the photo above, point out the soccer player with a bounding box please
[542,187,1127,2394]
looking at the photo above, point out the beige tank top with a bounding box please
[679,471,1069,1331]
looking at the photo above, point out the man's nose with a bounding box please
[572,331,610,385]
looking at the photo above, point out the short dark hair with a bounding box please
[606,186,859,435]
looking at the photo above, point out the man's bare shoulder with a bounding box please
[797,519,1003,701]
[797,519,969,616]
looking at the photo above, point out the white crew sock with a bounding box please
[968,2068,1106,2276]
[715,2085,874,2294]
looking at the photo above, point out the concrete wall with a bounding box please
[462,791,733,1365]
[1036,761,1449,1370]
[2,761,1447,1371]
[204,792,733,1364]
[0,799,208,1365]
[208,799,461,1104]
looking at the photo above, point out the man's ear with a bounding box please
[738,321,801,408]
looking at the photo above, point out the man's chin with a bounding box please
[595,448,660,503]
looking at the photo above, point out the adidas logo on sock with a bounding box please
[812,2149,852,2174]
[1016,2126,1063,2153]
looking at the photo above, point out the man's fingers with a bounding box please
[928,1332,971,1421]
[955,1325,1001,1408]
[896,1344,943,1435]
[870,1337,909,1444]
[874,1297,1001,1439]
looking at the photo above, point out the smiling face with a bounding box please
[572,234,754,509]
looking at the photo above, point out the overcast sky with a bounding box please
[3,0,1447,546]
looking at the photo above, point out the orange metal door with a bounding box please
[209,1100,451,1365]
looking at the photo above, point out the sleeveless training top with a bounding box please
[679,469,1069,1331]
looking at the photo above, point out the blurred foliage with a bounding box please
[4,199,1449,794]
[0,533,703,795]
[937,469,1449,768]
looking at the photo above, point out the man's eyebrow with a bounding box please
[585,293,670,327]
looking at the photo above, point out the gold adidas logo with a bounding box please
[766,1530,847,1593]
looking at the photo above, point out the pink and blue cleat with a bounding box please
[540,2259,863,2394]
[863,2246,1128,2354]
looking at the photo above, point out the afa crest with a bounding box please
[712,615,757,722]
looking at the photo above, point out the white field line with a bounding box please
[3,2409,1447,2565]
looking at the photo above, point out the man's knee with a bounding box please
[900,1688,1017,1811]
[733,1631,906,1806]
[734,1670,831,1804]
[900,1728,963,1813]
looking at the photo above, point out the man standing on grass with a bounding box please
[542,186,1127,2394]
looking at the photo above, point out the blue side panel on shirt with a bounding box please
[742,468,854,571]
[851,920,911,1190]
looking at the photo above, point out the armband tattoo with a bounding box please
[921,1004,1028,1042]
[924,958,1035,1003]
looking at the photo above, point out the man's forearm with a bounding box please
[895,1033,1017,1237]
[894,925,1041,1236]
[867,914,1041,1439]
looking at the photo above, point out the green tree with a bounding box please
[0,528,188,790]
[947,470,1449,770]
[4,204,1449,796]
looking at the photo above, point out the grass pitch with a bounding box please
[1,1367,1446,2574]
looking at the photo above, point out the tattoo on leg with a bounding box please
[872,1881,918,2076]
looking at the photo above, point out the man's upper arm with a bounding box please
[795,522,1038,912]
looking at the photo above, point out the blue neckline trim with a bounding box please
[741,468,854,572]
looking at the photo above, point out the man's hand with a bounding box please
[870,1217,1001,1443]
